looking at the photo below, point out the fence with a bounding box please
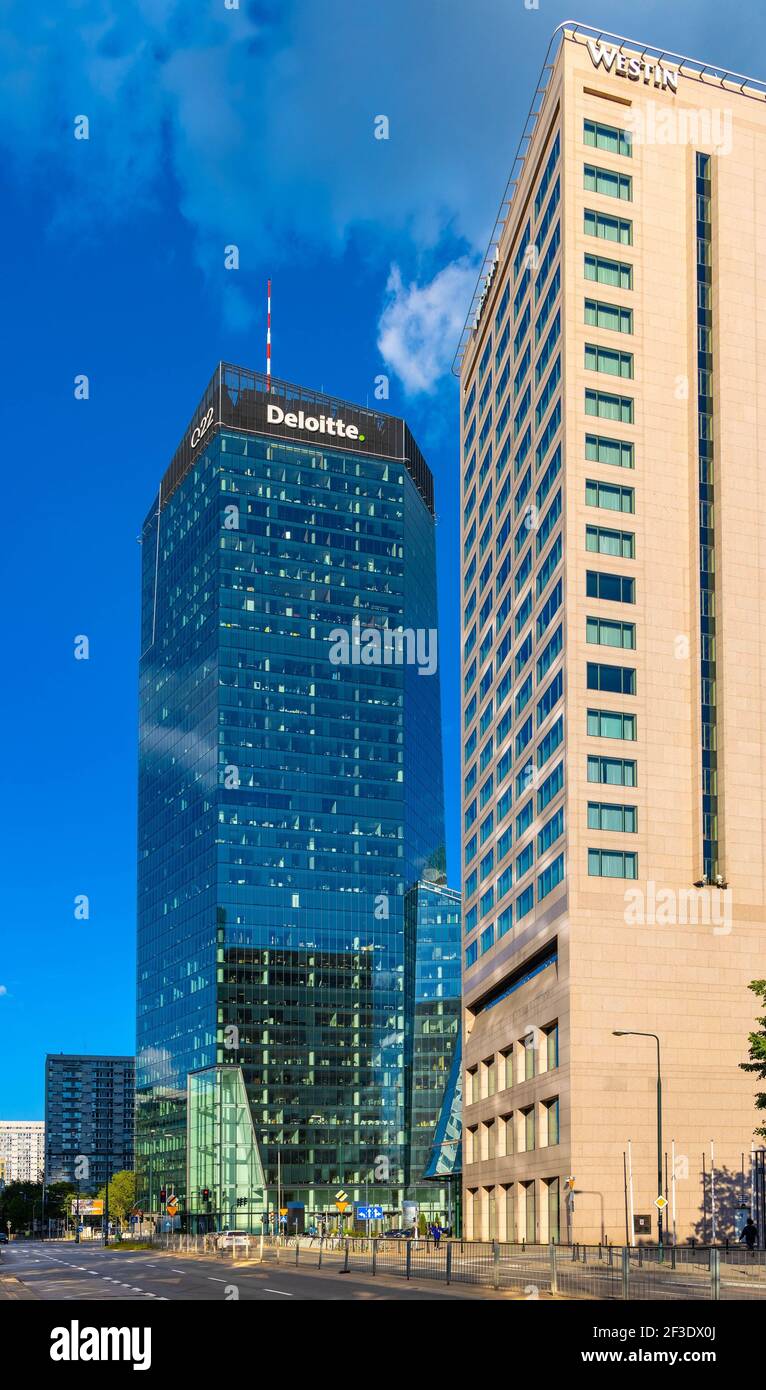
[145,1232,766,1299]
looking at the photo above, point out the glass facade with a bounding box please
[136,366,458,1229]
[696,152,718,880]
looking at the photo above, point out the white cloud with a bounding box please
[0,985,8,996]
[377,259,478,395]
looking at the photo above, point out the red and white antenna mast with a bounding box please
[266,278,272,390]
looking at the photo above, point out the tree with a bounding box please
[740,979,766,1138]
[96,1170,137,1229]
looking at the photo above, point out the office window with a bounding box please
[544,1097,560,1147]
[465,941,478,968]
[523,1180,536,1241]
[585,252,633,289]
[537,761,563,813]
[585,388,633,423]
[587,801,637,832]
[586,570,635,603]
[584,118,632,157]
[485,1056,497,1098]
[585,432,634,468]
[466,1067,478,1106]
[586,478,634,513]
[585,298,633,334]
[586,523,634,558]
[587,754,636,787]
[584,208,633,244]
[502,1114,515,1158]
[586,616,635,649]
[587,663,635,695]
[516,842,534,879]
[502,1049,514,1090]
[544,1022,559,1071]
[587,708,636,740]
[522,1105,536,1151]
[588,848,638,878]
[584,163,632,200]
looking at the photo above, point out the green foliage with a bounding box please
[95,1170,137,1228]
[741,979,766,1138]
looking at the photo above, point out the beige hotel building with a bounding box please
[458,23,766,1245]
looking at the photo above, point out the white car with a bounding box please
[217,1230,251,1250]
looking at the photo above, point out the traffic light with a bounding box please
[159,1187,166,1202]
[202,1188,210,1202]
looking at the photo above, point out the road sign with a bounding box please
[654,1195,668,1211]
[357,1205,383,1221]
[166,1196,178,1216]
[336,1201,349,1213]
[279,1207,288,1216]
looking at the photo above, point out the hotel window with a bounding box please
[538,852,565,901]
[584,163,632,200]
[587,662,635,695]
[584,118,632,157]
[544,1022,559,1071]
[537,761,563,813]
[585,298,633,334]
[584,208,632,245]
[585,388,633,424]
[585,343,634,378]
[587,708,636,740]
[584,252,633,289]
[586,571,635,604]
[588,755,636,787]
[588,848,638,879]
[539,806,564,856]
[585,432,634,468]
[587,801,637,833]
[586,524,634,559]
[587,616,635,649]
[521,1105,536,1151]
[544,1098,560,1147]
[586,478,634,513]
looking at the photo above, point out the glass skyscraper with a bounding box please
[136,363,459,1231]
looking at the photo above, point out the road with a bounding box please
[0,1241,516,1301]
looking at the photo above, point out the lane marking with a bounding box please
[208,1277,227,1283]
[263,1288,293,1296]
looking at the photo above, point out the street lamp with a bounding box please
[613,1030,664,1246]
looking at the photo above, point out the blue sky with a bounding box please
[2,0,765,1118]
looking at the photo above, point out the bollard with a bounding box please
[549,1239,558,1295]
[372,1238,377,1277]
[621,1246,630,1300]
[493,1240,500,1291]
[671,1244,676,1271]
[343,1239,350,1274]
[295,1238,300,1267]
[318,1236,323,1269]
[710,1247,720,1300]
[446,1242,452,1285]
[406,1241,412,1281]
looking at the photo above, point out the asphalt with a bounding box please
[0,1241,518,1301]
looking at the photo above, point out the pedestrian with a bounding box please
[433,1223,442,1249]
[740,1217,758,1254]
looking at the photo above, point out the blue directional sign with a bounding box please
[356,1204,383,1220]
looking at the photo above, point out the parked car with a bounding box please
[0,1232,9,1244]
[216,1230,251,1249]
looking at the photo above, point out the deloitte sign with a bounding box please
[266,402,365,442]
